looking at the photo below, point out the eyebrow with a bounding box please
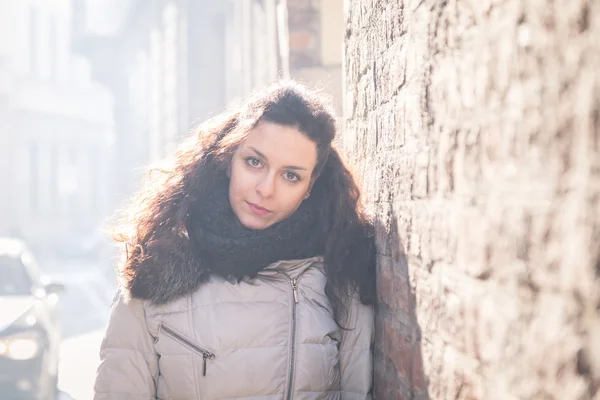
[247,146,308,171]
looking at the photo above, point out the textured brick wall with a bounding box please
[342,0,600,399]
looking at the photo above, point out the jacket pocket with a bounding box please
[159,323,216,376]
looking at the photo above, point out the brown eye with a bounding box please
[245,157,262,168]
[284,172,300,182]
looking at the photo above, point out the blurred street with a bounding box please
[40,259,116,400]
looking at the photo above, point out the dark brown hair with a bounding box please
[114,80,376,319]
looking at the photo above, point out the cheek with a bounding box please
[279,186,310,215]
[229,161,251,196]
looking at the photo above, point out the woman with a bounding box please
[94,81,376,400]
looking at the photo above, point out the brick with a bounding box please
[288,9,318,30]
[411,345,427,393]
[289,31,316,50]
[373,351,413,400]
[377,254,411,315]
[287,0,313,9]
[344,0,600,398]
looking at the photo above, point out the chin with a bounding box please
[239,214,272,230]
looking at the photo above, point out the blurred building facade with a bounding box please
[0,0,115,257]
[224,0,344,112]
[74,0,344,201]
[287,0,344,113]
[74,0,231,198]
[222,0,282,106]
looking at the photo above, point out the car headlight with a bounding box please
[0,330,41,360]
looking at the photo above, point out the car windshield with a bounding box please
[0,254,33,295]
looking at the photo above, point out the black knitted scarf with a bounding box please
[186,180,325,279]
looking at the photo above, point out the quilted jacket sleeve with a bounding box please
[339,293,375,400]
[93,291,159,399]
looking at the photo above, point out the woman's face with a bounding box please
[229,121,318,230]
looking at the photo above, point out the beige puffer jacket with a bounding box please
[93,257,374,400]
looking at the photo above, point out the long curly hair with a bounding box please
[113,80,376,319]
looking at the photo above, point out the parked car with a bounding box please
[0,237,64,400]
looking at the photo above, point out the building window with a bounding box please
[29,143,39,214]
[130,51,149,119]
[149,29,163,161]
[58,145,80,224]
[48,15,57,80]
[69,146,79,220]
[252,0,268,87]
[163,3,179,146]
[225,1,243,102]
[89,147,97,215]
[49,144,58,213]
[29,8,38,77]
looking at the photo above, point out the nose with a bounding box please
[256,174,276,198]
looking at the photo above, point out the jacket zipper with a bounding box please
[282,273,302,400]
[160,323,216,376]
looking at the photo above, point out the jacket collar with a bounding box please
[261,256,324,278]
[122,252,323,306]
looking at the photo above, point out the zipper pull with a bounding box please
[292,278,299,303]
[202,352,215,376]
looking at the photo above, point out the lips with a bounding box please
[246,201,271,216]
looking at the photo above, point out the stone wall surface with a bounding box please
[342,0,600,399]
